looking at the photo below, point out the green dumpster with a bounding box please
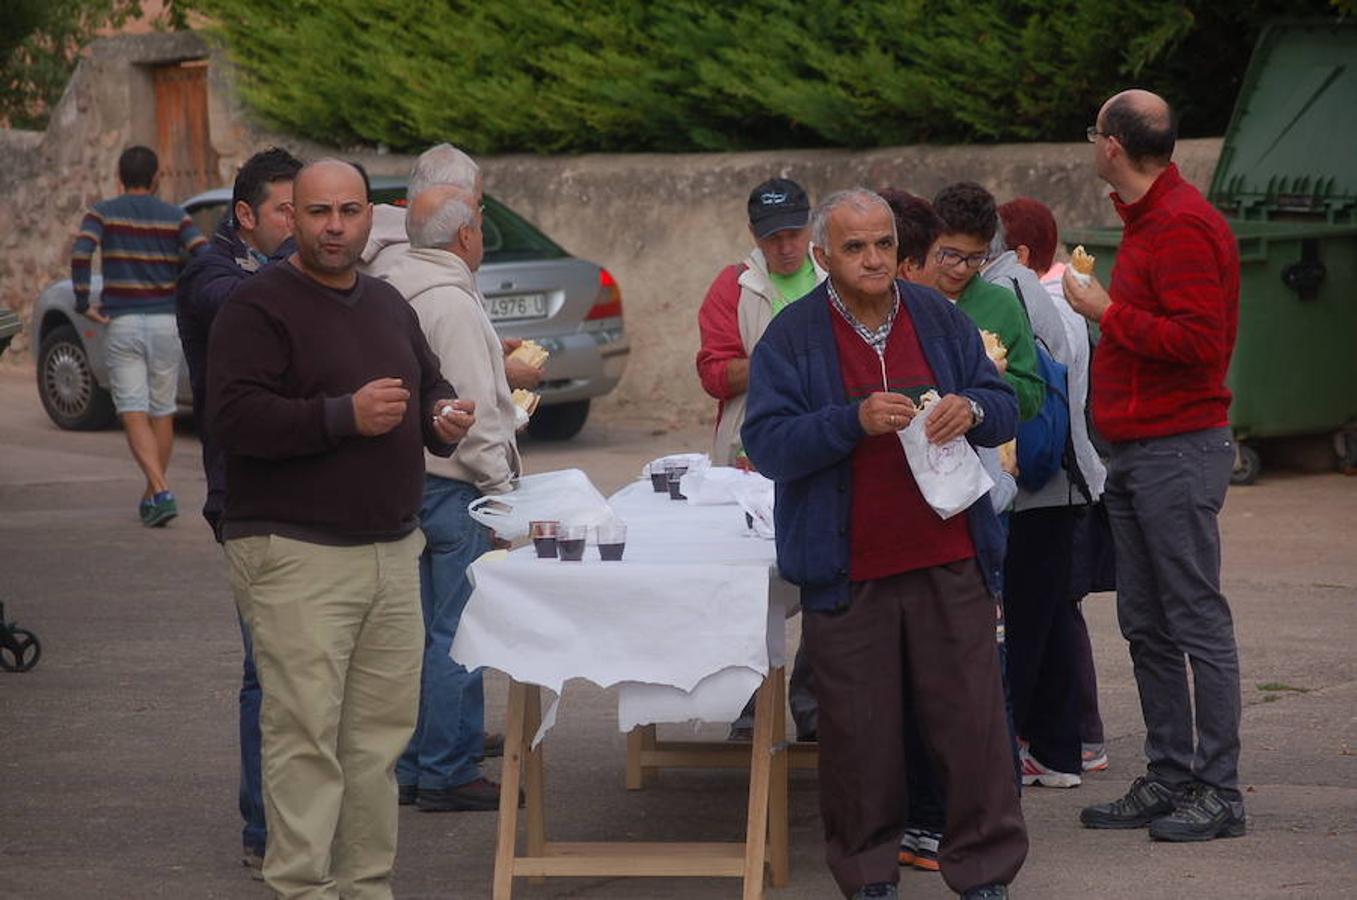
[1067,20,1357,483]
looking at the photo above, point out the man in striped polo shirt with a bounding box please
[72,145,207,526]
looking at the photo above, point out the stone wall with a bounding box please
[0,32,1223,425]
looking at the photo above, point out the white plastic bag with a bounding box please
[678,466,764,506]
[729,473,776,539]
[641,452,709,478]
[898,404,994,520]
[467,468,614,540]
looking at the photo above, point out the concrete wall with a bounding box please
[0,32,1223,426]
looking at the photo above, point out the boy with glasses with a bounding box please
[931,183,1044,422]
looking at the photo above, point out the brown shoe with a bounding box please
[416,777,523,812]
[479,732,505,760]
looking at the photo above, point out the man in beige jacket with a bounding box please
[363,143,541,392]
[384,184,523,811]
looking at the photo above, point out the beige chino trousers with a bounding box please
[226,531,425,900]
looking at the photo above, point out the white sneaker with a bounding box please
[1020,747,1082,788]
[1081,742,1109,772]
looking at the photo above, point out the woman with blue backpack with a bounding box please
[980,197,1108,790]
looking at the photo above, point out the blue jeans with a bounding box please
[396,477,490,790]
[238,614,266,853]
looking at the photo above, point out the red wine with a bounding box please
[558,538,586,561]
[533,537,558,559]
[598,542,625,561]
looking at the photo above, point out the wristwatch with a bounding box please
[967,398,985,429]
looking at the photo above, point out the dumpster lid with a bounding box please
[1209,20,1357,222]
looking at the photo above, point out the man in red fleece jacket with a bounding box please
[1065,89,1244,843]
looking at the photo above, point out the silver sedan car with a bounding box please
[31,176,629,440]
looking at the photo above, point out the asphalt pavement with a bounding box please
[1,365,1354,899]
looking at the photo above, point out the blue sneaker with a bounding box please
[138,498,155,525]
[143,491,178,527]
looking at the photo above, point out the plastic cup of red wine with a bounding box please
[666,464,688,500]
[649,467,669,492]
[558,524,588,561]
[596,522,627,561]
[530,520,560,559]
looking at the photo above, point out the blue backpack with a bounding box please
[1010,279,1071,491]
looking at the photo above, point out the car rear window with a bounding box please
[372,188,566,264]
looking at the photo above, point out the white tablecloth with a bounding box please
[452,477,795,744]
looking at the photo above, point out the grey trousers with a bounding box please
[1105,427,1242,798]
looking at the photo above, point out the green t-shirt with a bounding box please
[956,276,1044,421]
[767,257,817,317]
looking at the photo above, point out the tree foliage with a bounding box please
[190,0,1346,151]
[0,0,190,129]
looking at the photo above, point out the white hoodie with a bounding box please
[384,246,521,494]
[361,203,412,281]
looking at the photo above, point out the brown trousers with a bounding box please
[803,560,1028,896]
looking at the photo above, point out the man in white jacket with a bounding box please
[695,178,824,743]
[384,184,523,812]
[363,143,541,392]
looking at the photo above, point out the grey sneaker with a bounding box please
[1080,776,1180,829]
[851,884,897,900]
[1149,783,1246,842]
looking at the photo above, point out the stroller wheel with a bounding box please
[0,628,41,672]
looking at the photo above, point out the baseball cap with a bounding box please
[747,178,810,239]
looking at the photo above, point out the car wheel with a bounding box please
[37,324,116,431]
[526,399,590,441]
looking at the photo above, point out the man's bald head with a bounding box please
[1098,89,1176,169]
[288,158,373,284]
[293,158,368,204]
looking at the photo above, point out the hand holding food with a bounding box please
[432,398,475,442]
[923,393,975,445]
[980,329,1009,374]
[1070,245,1096,285]
[998,440,1018,476]
[859,391,918,436]
[510,388,540,431]
[507,339,550,369]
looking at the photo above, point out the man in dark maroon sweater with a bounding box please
[1065,90,1245,843]
[207,159,473,898]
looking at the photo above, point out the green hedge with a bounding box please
[191,0,1346,153]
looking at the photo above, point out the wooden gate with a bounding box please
[151,61,218,202]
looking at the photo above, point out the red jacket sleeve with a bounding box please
[695,264,746,401]
[1101,217,1231,368]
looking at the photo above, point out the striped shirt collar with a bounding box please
[827,278,900,351]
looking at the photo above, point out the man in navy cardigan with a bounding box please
[742,189,1027,900]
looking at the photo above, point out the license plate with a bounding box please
[483,293,547,321]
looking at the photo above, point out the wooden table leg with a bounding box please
[625,723,657,790]
[741,667,781,900]
[522,685,546,884]
[768,669,790,886]
[492,679,529,900]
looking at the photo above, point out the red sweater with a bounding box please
[1092,164,1239,441]
[695,264,747,414]
[830,302,974,582]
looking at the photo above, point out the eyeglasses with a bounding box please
[1086,125,1114,142]
[934,248,989,270]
